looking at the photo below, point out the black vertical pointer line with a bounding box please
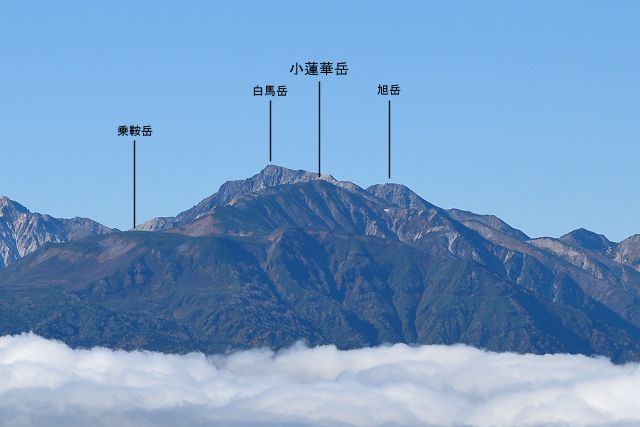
[269,100,272,162]
[388,100,391,179]
[318,80,321,177]
[133,139,136,230]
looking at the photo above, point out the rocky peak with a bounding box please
[256,164,336,185]
[215,165,337,203]
[0,196,29,215]
[560,228,614,253]
[614,234,640,269]
[0,197,112,269]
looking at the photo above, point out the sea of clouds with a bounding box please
[0,333,639,427]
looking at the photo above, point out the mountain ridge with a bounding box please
[137,165,360,231]
[2,165,640,362]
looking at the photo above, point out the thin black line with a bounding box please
[388,100,391,179]
[133,139,136,229]
[269,100,272,162]
[318,81,321,177]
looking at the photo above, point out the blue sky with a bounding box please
[1,1,639,241]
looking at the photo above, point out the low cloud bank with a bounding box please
[0,333,639,426]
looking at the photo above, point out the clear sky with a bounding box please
[1,1,639,241]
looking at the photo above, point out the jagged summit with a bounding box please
[214,164,346,201]
[255,164,337,186]
[614,234,640,267]
[0,196,29,213]
[0,197,113,269]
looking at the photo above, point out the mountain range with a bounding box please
[1,165,640,362]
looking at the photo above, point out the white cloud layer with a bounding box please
[0,333,639,427]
